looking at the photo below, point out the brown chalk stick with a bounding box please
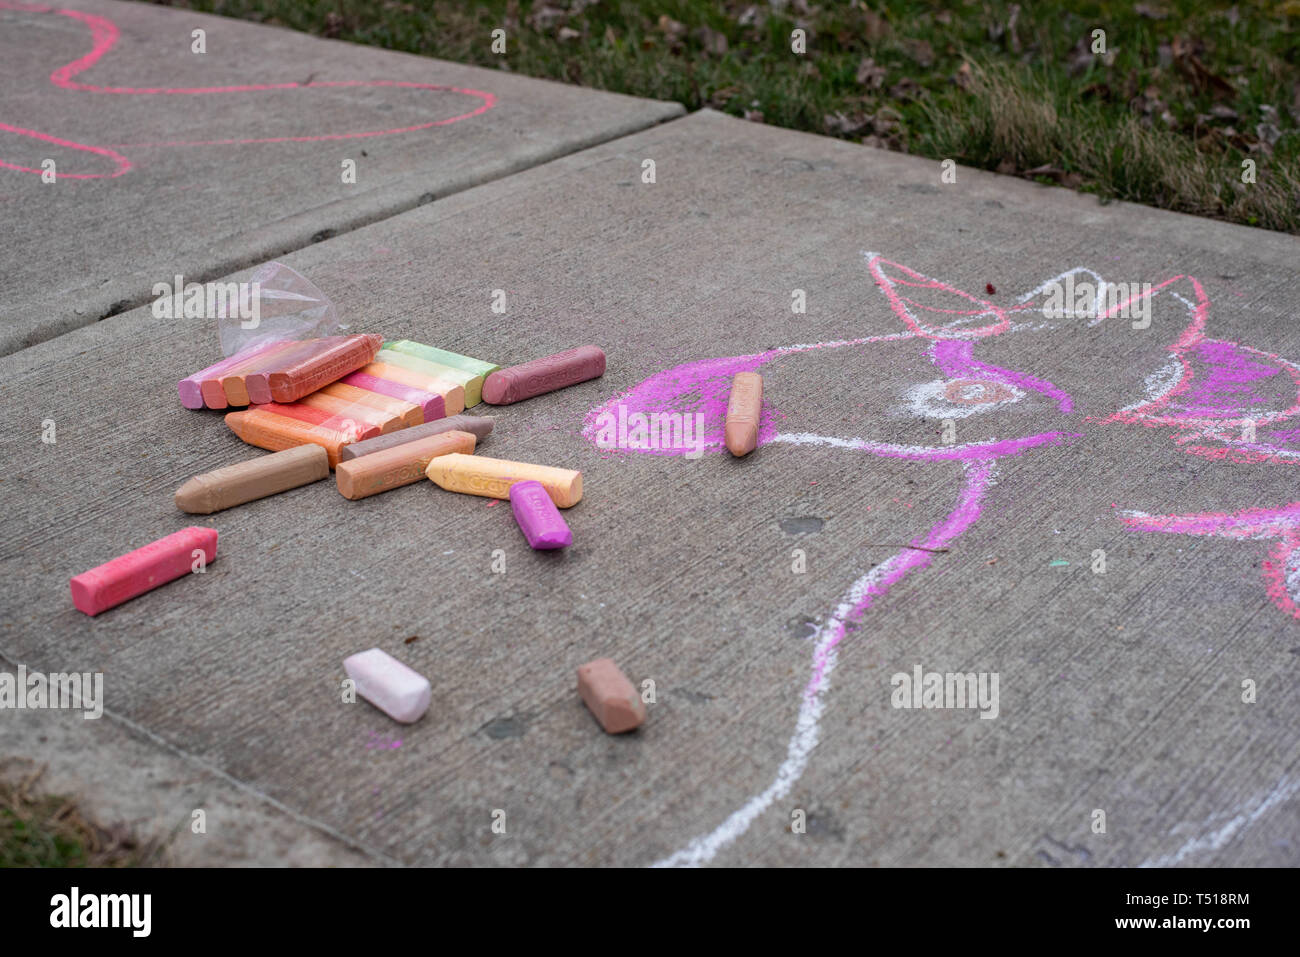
[175,444,329,514]
[724,371,762,456]
[336,430,477,500]
[481,345,606,405]
[337,415,495,463]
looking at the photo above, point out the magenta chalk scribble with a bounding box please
[581,252,1300,865]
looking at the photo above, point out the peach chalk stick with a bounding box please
[175,445,329,514]
[336,430,476,500]
[70,526,217,616]
[340,371,444,423]
[299,390,403,434]
[267,333,383,403]
[724,371,763,456]
[180,340,286,409]
[343,648,431,724]
[482,345,606,405]
[226,408,356,468]
[338,415,494,463]
[577,658,645,733]
[361,361,465,416]
[384,340,499,379]
[321,382,422,428]
[425,453,582,508]
[252,401,381,442]
[376,349,483,408]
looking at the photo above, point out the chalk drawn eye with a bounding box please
[904,379,1025,419]
[942,379,1018,405]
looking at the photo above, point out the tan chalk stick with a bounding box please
[174,445,329,514]
[724,371,763,456]
[336,430,477,500]
[424,453,582,508]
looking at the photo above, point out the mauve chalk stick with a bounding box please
[509,480,572,549]
[481,345,606,405]
[344,648,431,723]
[70,527,217,616]
[337,415,494,463]
[577,658,645,733]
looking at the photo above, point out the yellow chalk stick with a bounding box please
[425,453,582,508]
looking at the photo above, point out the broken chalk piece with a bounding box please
[482,345,606,406]
[425,453,582,508]
[174,444,329,515]
[724,371,763,456]
[509,480,572,549]
[343,648,431,724]
[336,429,476,500]
[577,658,645,734]
[70,526,218,616]
[338,414,494,463]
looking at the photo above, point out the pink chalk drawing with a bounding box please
[0,1,495,179]
[579,252,1300,866]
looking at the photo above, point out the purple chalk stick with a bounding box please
[342,371,445,423]
[509,480,572,550]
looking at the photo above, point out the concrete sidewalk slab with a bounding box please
[3,110,1299,866]
[0,0,683,354]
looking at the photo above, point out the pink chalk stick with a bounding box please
[342,371,445,423]
[343,648,431,723]
[179,341,286,410]
[70,527,218,616]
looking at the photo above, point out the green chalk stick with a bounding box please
[385,340,499,380]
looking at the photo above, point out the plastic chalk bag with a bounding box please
[216,261,347,359]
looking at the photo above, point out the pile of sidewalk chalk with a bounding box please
[67,334,767,735]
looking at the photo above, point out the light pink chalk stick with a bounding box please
[70,527,218,616]
[343,648,431,724]
[178,340,286,410]
[340,371,445,423]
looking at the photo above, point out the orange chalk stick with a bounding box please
[321,382,422,428]
[336,430,477,500]
[267,333,383,403]
[299,390,403,434]
[226,408,358,467]
[362,361,465,416]
[425,453,582,508]
[255,402,381,442]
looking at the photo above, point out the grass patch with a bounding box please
[154,0,1300,232]
[0,761,163,867]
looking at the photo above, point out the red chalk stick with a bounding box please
[253,402,382,441]
[70,527,218,616]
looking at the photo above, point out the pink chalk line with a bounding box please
[654,459,997,867]
[0,1,495,178]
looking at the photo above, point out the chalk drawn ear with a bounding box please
[864,252,1008,339]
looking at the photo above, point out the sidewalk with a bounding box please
[3,11,1299,867]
